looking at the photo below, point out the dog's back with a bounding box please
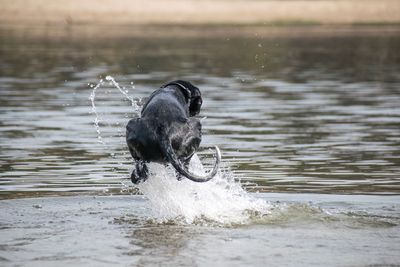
[141,87,189,123]
[126,80,221,183]
[127,86,193,162]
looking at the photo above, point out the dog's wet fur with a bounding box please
[126,80,221,184]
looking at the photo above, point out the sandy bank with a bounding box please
[1,0,400,27]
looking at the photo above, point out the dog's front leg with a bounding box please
[130,161,149,184]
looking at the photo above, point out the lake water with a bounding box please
[0,25,400,266]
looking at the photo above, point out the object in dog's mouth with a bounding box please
[126,80,221,184]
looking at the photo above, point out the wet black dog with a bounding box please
[126,80,221,184]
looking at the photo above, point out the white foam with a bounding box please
[138,155,272,225]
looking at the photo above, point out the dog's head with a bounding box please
[163,80,203,116]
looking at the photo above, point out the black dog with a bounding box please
[126,80,221,184]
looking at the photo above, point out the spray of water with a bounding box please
[90,76,272,225]
[89,75,140,144]
[89,78,105,144]
[138,156,272,225]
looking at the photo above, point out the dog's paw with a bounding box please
[130,170,143,184]
[130,163,149,184]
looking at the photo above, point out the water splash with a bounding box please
[89,76,141,144]
[104,75,140,112]
[89,78,105,144]
[137,155,272,225]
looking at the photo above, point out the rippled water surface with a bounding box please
[1,194,399,266]
[1,26,399,197]
[0,25,400,266]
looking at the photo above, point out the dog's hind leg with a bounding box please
[130,161,149,184]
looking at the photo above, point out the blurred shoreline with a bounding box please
[1,0,400,28]
[2,24,400,40]
[1,0,400,40]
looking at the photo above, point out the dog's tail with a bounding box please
[159,128,221,183]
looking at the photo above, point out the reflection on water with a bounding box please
[0,26,400,198]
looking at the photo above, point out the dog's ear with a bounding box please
[164,80,202,116]
[189,87,202,116]
[178,81,202,116]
